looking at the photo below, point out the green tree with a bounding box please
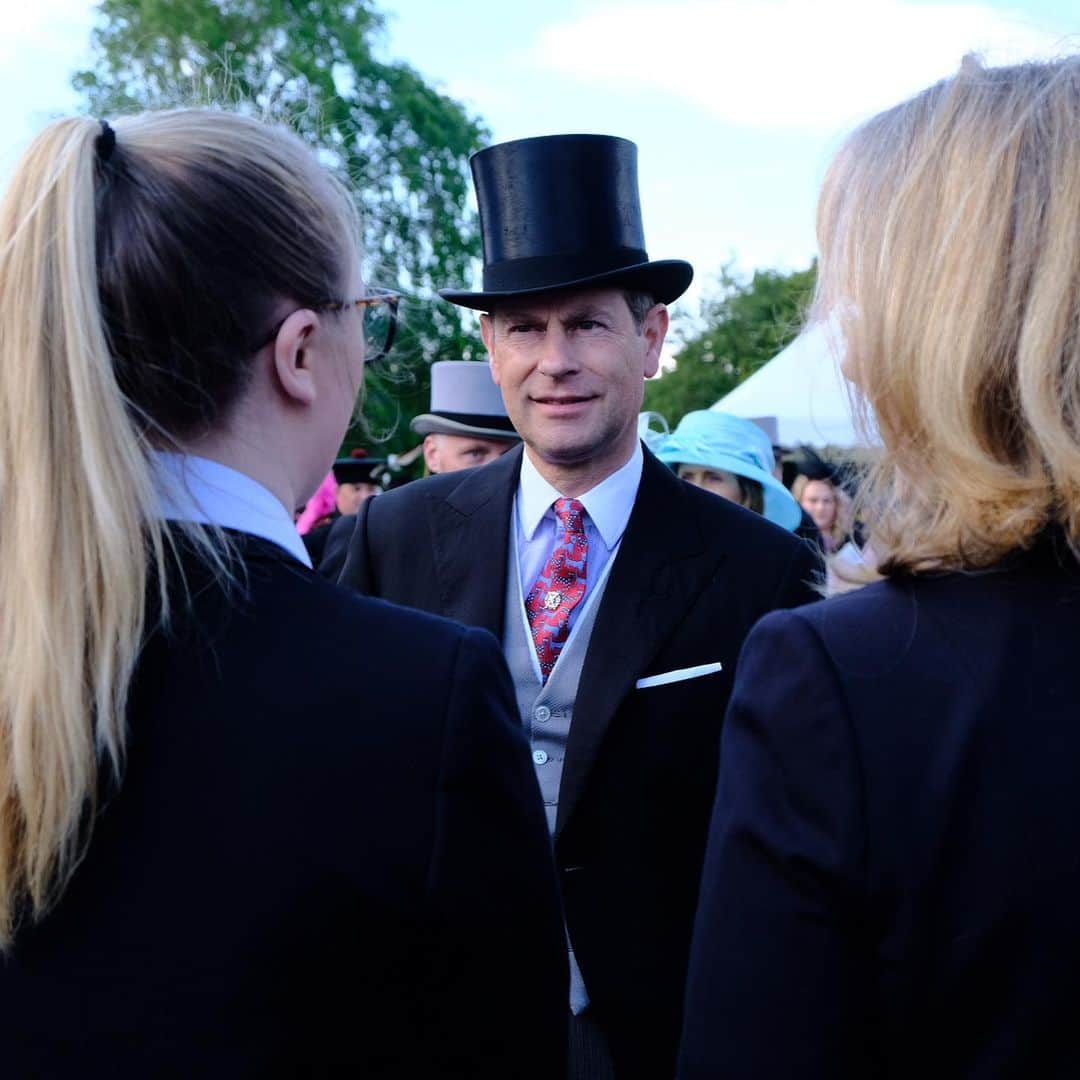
[644,262,817,427]
[73,0,487,457]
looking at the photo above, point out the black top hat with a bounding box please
[440,135,693,310]
[332,451,388,486]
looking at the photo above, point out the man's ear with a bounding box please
[641,303,669,379]
[422,434,441,475]
[479,314,502,385]
[272,309,320,405]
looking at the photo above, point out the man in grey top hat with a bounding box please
[330,134,818,1079]
[318,360,519,579]
[412,359,520,475]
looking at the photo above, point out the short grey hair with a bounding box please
[623,290,656,332]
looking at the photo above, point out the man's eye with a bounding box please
[508,322,540,334]
[575,319,604,331]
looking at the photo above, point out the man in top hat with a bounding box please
[412,359,520,475]
[318,361,519,578]
[332,134,819,1079]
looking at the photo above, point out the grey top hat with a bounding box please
[410,361,520,441]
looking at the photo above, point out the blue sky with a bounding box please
[3,0,1078,318]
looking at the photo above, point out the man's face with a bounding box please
[423,433,515,474]
[480,288,667,481]
[336,480,379,515]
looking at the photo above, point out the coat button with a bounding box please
[534,705,551,722]
[532,749,549,765]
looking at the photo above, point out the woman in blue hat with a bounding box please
[657,410,802,531]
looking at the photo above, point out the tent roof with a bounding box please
[712,324,870,447]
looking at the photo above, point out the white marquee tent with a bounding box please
[712,323,870,447]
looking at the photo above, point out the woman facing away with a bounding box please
[0,111,567,1077]
[679,56,1080,1078]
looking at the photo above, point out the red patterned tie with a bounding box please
[525,498,589,682]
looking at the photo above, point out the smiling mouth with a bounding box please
[531,395,596,405]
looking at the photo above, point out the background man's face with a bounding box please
[423,433,514,474]
[481,288,667,479]
[336,481,379,515]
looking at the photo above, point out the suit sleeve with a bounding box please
[320,491,382,592]
[316,512,358,582]
[678,610,876,1079]
[418,625,569,1080]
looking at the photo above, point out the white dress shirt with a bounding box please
[153,452,312,568]
[515,441,643,613]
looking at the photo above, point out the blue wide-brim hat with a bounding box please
[656,410,802,531]
[440,135,693,310]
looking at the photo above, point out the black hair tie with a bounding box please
[96,120,116,162]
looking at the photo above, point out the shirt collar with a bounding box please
[153,452,313,568]
[517,441,644,548]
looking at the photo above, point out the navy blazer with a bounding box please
[324,444,820,1078]
[680,536,1080,1078]
[0,535,568,1078]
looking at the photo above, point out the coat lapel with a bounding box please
[426,444,522,639]
[555,450,727,835]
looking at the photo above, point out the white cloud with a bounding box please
[531,0,1073,132]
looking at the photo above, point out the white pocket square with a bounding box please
[634,662,723,689]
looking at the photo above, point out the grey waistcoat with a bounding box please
[502,539,615,835]
[503,533,616,1013]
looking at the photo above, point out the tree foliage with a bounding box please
[644,262,817,428]
[74,0,488,455]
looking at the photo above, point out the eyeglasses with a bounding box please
[255,287,400,364]
[323,288,400,365]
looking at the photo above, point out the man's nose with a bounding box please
[536,325,578,377]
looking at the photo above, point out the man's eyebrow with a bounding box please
[558,305,611,322]
[496,308,545,323]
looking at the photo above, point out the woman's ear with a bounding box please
[272,309,320,405]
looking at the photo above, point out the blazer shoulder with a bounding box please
[689,476,812,553]
[282,561,487,655]
[759,576,923,682]
[363,460,513,534]
[642,449,810,556]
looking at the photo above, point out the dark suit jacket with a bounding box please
[679,534,1080,1078]
[326,444,819,1078]
[301,509,340,564]
[0,534,567,1078]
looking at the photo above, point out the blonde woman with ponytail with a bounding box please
[0,112,566,1076]
[681,56,1080,1078]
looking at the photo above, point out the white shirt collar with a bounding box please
[153,452,312,568]
[517,441,643,548]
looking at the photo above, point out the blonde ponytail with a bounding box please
[0,108,356,946]
[0,118,166,943]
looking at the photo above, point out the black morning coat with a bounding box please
[321,443,821,1079]
[0,533,568,1079]
[678,532,1080,1078]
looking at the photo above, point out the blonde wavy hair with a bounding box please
[814,54,1080,577]
[0,110,356,946]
